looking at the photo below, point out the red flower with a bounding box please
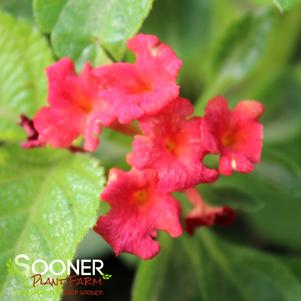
[33,58,115,151]
[127,33,182,78]
[127,98,218,193]
[184,188,236,235]
[94,168,183,259]
[93,34,181,124]
[202,96,264,176]
[186,206,235,235]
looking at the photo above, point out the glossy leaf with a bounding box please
[0,10,52,141]
[133,231,301,301]
[0,145,105,300]
[34,0,154,61]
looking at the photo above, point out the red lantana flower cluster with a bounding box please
[20,34,264,260]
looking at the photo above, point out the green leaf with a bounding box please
[141,0,213,97]
[75,229,111,259]
[133,231,301,301]
[251,5,301,77]
[34,0,154,61]
[33,0,67,33]
[0,10,53,142]
[0,0,33,19]
[232,7,301,145]
[195,10,273,113]
[132,234,203,301]
[195,4,301,112]
[255,69,301,143]
[216,138,301,250]
[249,0,301,12]
[0,145,105,300]
[202,186,264,213]
[243,145,301,250]
[210,12,271,81]
[202,156,264,213]
[142,0,213,61]
[274,0,301,12]
[283,257,301,281]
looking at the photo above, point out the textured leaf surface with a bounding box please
[34,0,154,61]
[0,145,105,300]
[0,10,53,141]
[133,231,301,301]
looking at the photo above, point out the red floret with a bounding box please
[127,97,218,192]
[94,168,183,259]
[33,58,115,151]
[202,96,264,175]
[93,34,181,124]
[184,188,236,235]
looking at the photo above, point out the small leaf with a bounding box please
[0,145,105,300]
[34,0,154,61]
[0,10,53,142]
